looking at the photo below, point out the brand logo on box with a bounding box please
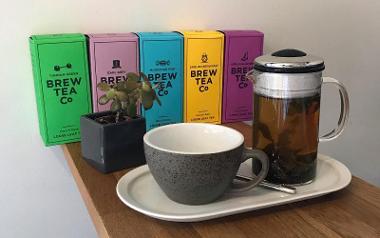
[201,53,208,63]
[155,60,170,66]
[54,63,72,71]
[112,59,121,69]
[241,52,248,61]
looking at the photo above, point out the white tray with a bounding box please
[116,154,351,222]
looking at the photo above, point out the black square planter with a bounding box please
[80,111,146,173]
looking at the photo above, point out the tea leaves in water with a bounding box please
[253,93,320,184]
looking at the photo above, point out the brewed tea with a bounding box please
[252,93,320,184]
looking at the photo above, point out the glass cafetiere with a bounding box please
[247,49,349,185]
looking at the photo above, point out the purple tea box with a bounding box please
[87,33,139,112]
[221,30,264,123]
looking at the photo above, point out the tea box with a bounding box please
[221,30,264,123]
[87,33,139,112]
[29,33,92,145]
[179,30,224,124]
[138,32,184,130]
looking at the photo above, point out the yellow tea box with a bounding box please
[179,31,224,124]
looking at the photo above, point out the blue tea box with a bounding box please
[138,32,184,130]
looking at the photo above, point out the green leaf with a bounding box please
[127,72,140,82]
[127,99,137,117]
[115,91,128,102]
[98,95,110,105]
[115,81,127,91]
[110,99,121,111]
[125,81,140,92]
[116,80,140,94]
[97,82,111,92]
[121,101,128,111]
[106,88,116,99]
[142,97,154,109]
[140,72,152,87]
[142,90,155,109]
[152,89,161,106]
[141,81,152,92]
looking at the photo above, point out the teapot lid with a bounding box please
[254,49,325,73]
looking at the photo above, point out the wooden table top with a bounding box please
[62,122,380,238]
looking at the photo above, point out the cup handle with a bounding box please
[231,148,269,192]
[319,77,350,142]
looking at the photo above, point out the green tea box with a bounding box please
[29,34,92,146]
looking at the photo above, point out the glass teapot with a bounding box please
[246,49,349,185]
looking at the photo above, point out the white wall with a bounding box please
[1,0,379,237]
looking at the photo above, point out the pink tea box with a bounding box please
[87,33,139,112]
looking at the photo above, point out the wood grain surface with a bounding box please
[62,122,380,238]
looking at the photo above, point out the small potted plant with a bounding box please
[80,72,161,173]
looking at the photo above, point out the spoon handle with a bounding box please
[235,174,297,194]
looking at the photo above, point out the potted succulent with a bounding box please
[80,72,161,173]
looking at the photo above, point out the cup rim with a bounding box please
[143,123,244,155]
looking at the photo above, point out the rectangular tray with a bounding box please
[116,154,351,222]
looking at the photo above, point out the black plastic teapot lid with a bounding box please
[254,49,325,73]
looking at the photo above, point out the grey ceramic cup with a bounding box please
[143,123,269,205]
